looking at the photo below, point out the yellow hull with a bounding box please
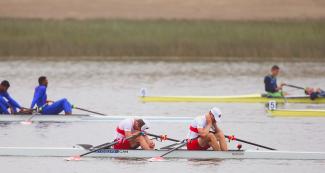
[267,109,325,117]
[139,94,325,104]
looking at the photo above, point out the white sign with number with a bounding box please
[268,100,277,110]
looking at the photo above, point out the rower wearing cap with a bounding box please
[187,107,228,151]
[264,65,286,98]
[30,76,72,115]
[305,87,325,100]
[113,118,155,150]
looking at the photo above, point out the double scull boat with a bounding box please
[0,146,324,160]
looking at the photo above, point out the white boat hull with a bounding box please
[0,115,192,123]
[0,147,324,160]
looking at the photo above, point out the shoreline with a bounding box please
[1,56,325,62]
[1,18,325,59]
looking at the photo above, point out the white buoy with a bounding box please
[140,88,147,97]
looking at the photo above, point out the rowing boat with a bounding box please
[139,94,325,104]
[0,147,324,160]
[267,109,325,117]
[0,115,193,123]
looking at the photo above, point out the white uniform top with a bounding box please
[115,118,135,139]
[187,115,207,139]
[187,115,217,139]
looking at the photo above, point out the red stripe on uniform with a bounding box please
[116,127,125,136]
[189,126,198,133]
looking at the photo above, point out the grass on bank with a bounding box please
[0,18,324,59]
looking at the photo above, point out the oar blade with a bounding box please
[64,155,81,161]
[147,156,166,162]
[20,121,33,125]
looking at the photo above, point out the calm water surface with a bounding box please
[0,59,325,173]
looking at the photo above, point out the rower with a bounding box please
[187,107,228,151]
[305,87,325,100]
[0,80,29,114]
[113,118,155,150]
[264,65,286,98]
[30,76,72,115]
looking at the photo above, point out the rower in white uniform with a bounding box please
[113,118,155,150]
[187,107,228,151]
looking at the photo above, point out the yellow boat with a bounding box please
[139,94,325,104]
[267,109,325,117]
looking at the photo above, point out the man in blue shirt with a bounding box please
[0,80,22,114]
[264,65,286,97]
[30,76,72,115]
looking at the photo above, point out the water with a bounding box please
[0,59,325,173]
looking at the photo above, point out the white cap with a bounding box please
[210,107,222,122]
[140,88,147,97]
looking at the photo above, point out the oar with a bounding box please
[20,115,37,125]
[281,91,288,104]
[147,133,182,149]
[65,132,143,161]
[225,135,276,150]
[146,133,180,142]
[19,108,38,125]
[283,84,307,102]
[284,84,305,91]
[160,142,183,150]
[72,105,106,116]
[148,139,188,162]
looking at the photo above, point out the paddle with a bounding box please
[20,114,37,125]
[72,105,106,116]
[65,132,143,161]
[225,135,276,150]
[19,108,38,125]
[148,139,188,162]
[37,102,106,116]
[146,133,180,142]
[283,84,307,102]
[147,133,183,149]
[281,91,288,104]
[284,84,305,91]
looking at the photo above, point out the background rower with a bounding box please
[264,65,286,98]
[0,80,30,114]
[30,76,73,115]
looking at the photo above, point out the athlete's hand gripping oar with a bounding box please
[65,132,143,161]
[72,105,106,116]
[225,135,276,150]
[284,84,305,91]
[148,139,189,162]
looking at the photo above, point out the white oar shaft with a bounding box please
[160,141,187,157]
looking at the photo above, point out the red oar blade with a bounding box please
[64,155,81,161]
[20,121,33,125]
[147,156,166,162]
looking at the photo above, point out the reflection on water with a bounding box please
[187,158,223,165]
